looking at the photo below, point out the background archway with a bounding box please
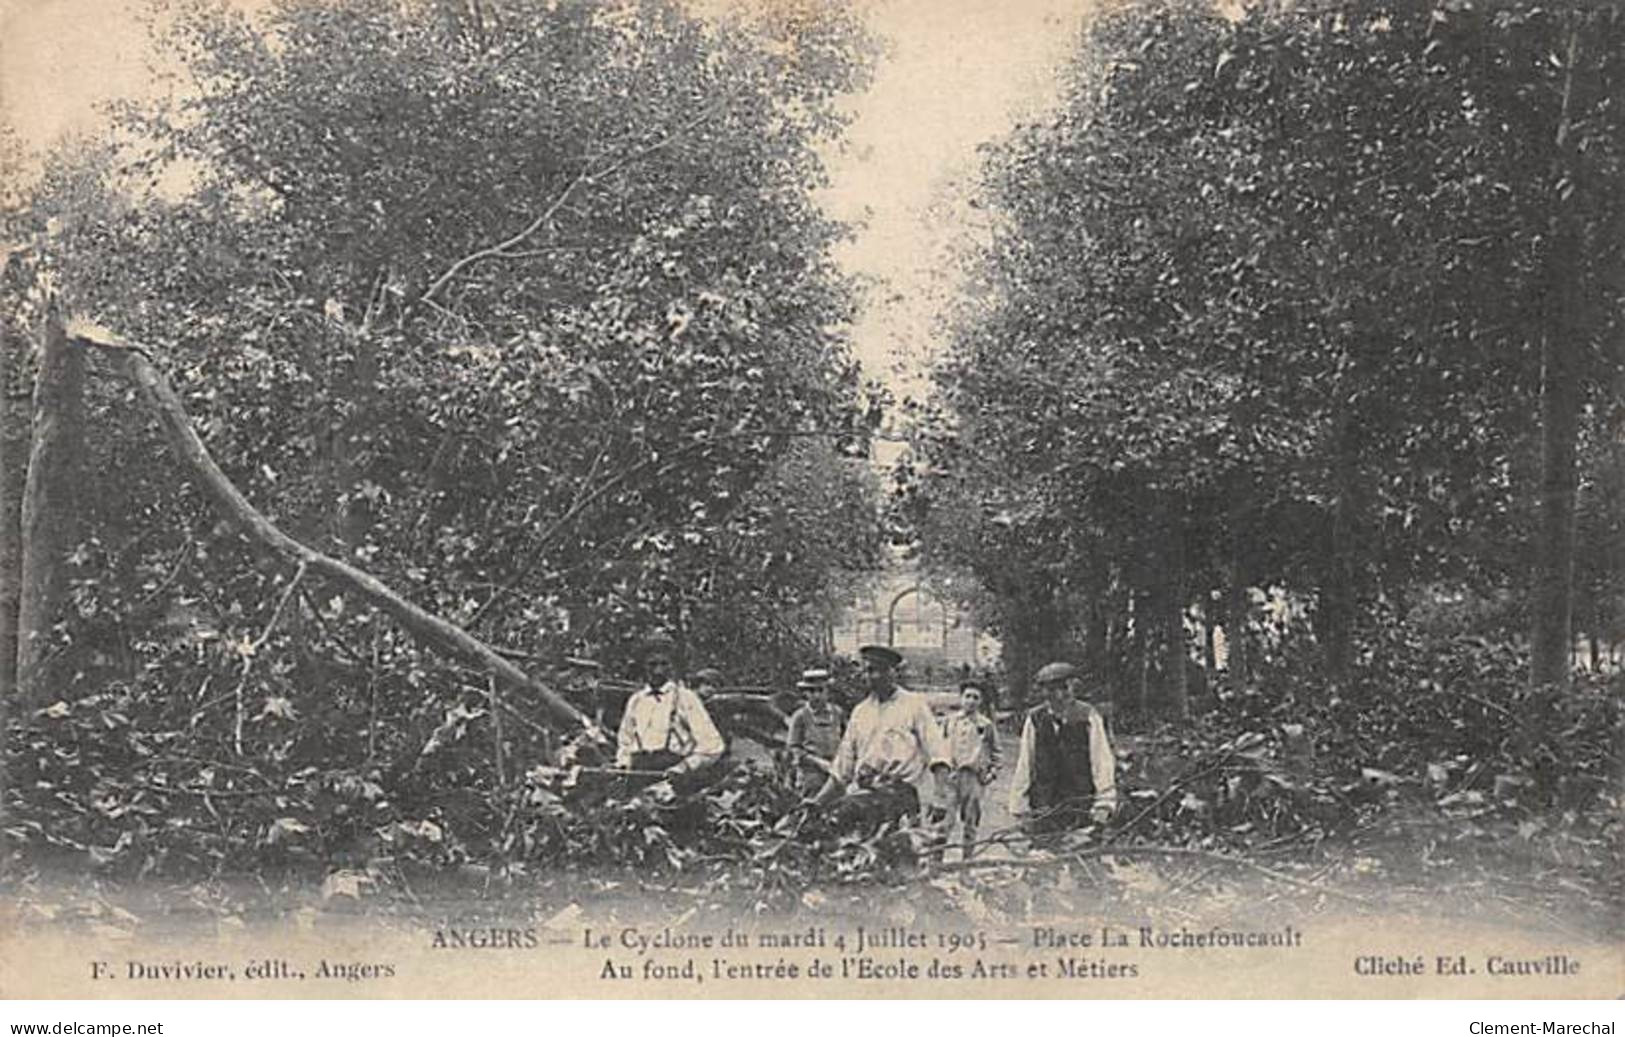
[887,585,950,649]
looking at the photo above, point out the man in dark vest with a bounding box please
[1007,661,1117,841]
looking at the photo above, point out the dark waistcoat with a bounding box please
[1028,705,1095,809]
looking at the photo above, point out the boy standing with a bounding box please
[785,668,845,793]
[941,683,999,859]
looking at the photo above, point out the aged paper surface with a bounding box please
[1,887,1620,998]
[1,0,1620,1001]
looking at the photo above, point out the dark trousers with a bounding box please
[832,779,921,837]
[629,750,684,771]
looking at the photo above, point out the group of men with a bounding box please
[610,636,1117,858]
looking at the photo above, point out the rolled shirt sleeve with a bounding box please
[1089,709,1117,815]
[914,693,950,769]
[614,692,642,768]
[677,686,725,770]
[1007,715,1036,817]
[829,707,861,785]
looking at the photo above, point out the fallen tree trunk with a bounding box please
[72,332,599,739]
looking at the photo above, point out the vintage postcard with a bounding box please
[0,0,1619,1001]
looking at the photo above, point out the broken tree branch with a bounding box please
[417,168,592,306]
[417,102,722,308]
[18,309,85,705]
[1103,742,1243,847]
[70,332,600,740]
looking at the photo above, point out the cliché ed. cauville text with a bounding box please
[1352,953,1582,979]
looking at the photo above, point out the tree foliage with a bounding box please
[1,0,884,879]
[913,0,1625,709]
[5,0,884,671]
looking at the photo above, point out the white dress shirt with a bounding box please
[615,681,725,771]
[829,688,950,786]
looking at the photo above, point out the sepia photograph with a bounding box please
[0,0,1620,1003]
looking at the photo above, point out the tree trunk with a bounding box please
[76,334,597,736]
[1203,595,1218,674]
[17,311,84,705]
[1225,557,1250,693]
[1129,587,1150,717]
[1162,507,1189,720]
[0,325,28,818]
[1223,474,1253,692]
[0,327,29,701]
[1081,556,1108,681]
[1322,422,1358,687]
[1084,598,1108,686]
[1530,23,1587,692]
[334,327,377,548]
[1103,578,1128,698]
[1530,317,1582,690]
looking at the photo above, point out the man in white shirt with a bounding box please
[615,634,725,775]
[806,645,950,825]
[1008,661,1117,841]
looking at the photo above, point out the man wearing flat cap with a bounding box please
[785,668,844,793]
[807,645,950,823]
[615,633,725,775]
[1008,661,1117,838]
